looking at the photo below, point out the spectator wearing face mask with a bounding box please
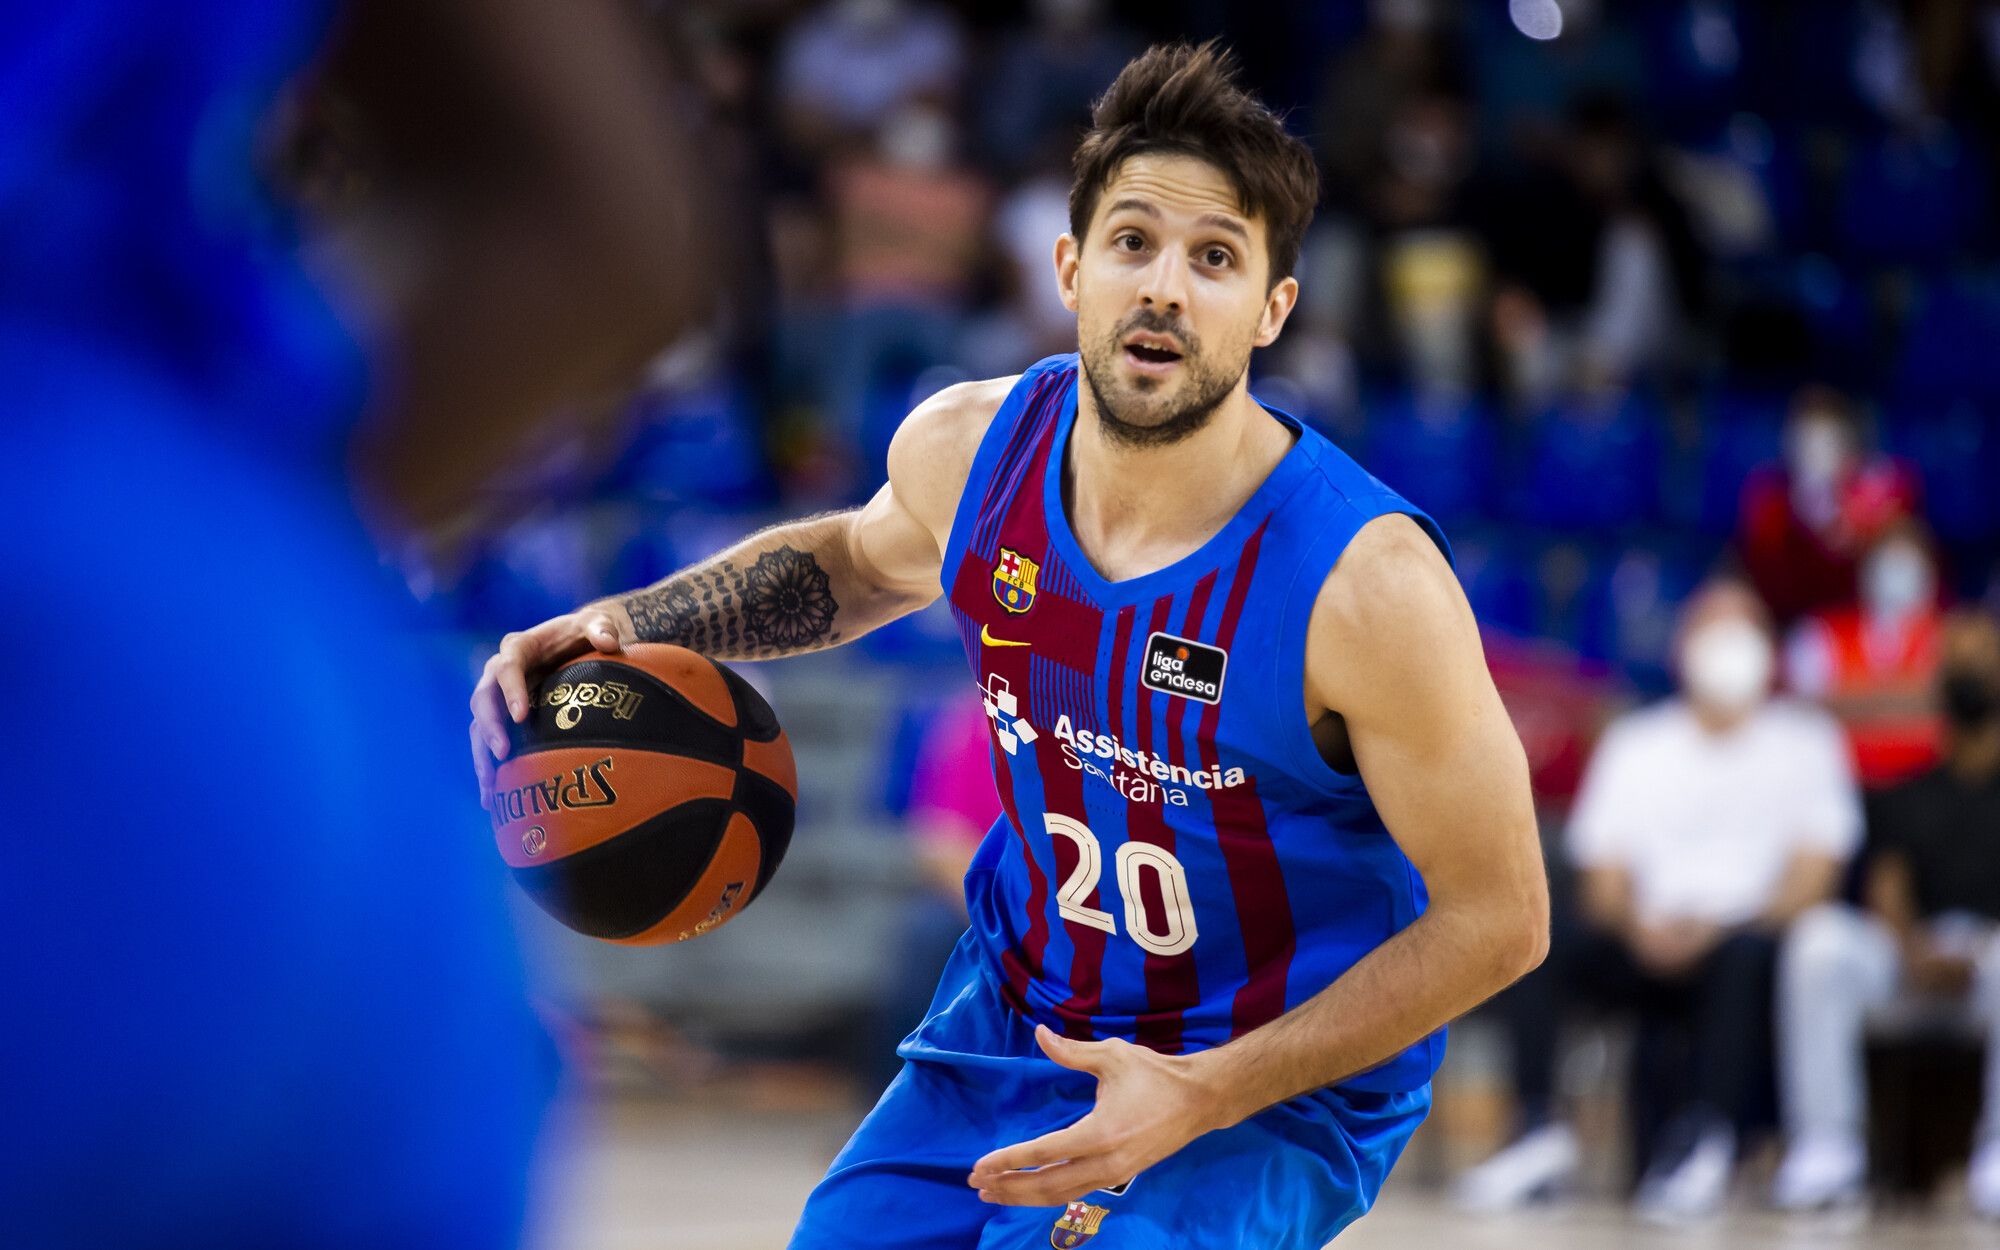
[1736,385,1920,628]
[1774,610,2000,1215]
[1786,520,1948,789]
[1455,580,1862,1220]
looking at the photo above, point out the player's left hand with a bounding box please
[966,1024,1224,1207]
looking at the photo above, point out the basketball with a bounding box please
[489,644,796,944]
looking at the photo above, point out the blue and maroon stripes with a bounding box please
[1197,521,1297,1041]
[1028,653,1094,742]
[1135,570,1217,1051]
[968,369,1069,562]
[1037,553,1089,603]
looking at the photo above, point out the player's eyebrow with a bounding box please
[1104,198,1250,245]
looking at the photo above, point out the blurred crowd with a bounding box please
[301,0,2000,1222]
[418,0,2000,664]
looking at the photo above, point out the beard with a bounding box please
[1077,309,1246,449]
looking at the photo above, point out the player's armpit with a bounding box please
[1308,513,1549,981]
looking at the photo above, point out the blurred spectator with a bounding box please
[1486,94,1707,401]
[775,0,964,157]
[1315,0,1466,216]
[1455,580,1861,1220]
[906,699,1001,919]
[1370,89,1488,397]
[867,699,1000,1092]
[1736,384,1921,628]
[1774,609,2000,1214]
[810,102,992,469]
[975,0,1137,176]
[961,162,1077,378]
[1786,519,1949,789]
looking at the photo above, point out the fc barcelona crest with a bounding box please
[993,547,1040,614]
[1049,1201,1110,1248]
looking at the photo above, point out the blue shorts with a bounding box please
[788,932,1429,1249]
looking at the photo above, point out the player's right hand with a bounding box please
[470,601,634,806]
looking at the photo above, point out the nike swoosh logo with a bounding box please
[980,625,1030,648]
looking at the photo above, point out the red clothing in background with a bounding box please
[1736,459,1920,627]
[1790,606,1945,789]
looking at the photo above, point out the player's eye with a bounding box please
[1115,232,1145,252]
[1203,247,1233,268]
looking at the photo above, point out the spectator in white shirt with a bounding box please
[1456,579,1863,1220]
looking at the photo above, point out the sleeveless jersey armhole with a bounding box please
[938,357,1072,596]
[1271,492,1454,799]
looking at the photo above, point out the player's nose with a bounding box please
[1136,250,1189,316]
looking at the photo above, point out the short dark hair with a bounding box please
[1068,41,1319,287]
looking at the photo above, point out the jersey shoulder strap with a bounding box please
[1255,422,1455,795]
[938,354,1076,589]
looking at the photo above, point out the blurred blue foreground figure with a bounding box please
[0,3,705,1244]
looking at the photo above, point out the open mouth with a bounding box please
[1123,338,1184,368]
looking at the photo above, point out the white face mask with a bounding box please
[1861,541,1933,619]
[1787,416,1848,490]
[1683,619,1773,715]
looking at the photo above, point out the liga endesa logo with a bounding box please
[1140,631,1226,704]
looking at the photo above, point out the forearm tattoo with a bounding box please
[622,545,840,657]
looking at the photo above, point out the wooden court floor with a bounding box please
[535,1094,2000,1250]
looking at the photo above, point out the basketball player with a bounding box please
[473,43,1547,1249]
[5,1,710,1243]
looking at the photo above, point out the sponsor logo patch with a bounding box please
[1140,631,1227,704]
[981,674,1039,756]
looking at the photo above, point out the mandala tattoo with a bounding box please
[621,545,838,658]
[741,547,837,648]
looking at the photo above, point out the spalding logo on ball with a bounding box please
[489,644,796,944]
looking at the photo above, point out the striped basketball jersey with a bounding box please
[937,354,1453,1093]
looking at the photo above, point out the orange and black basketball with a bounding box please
[489,643,795,944]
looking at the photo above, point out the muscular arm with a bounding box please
[611,506,924,659]
[1179,514,1548,1124]
[970,516,1549,1206]
[468,377,1012,795]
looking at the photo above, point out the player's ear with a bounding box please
[1055,234,1081,314]
[1253,273,1299,349]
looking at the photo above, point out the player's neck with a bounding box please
[1066,381,1291,580]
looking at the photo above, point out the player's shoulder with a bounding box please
[1302,512,1480,714]
[1310,512,1464,642]
[893,374,1018,459]
[886,373,1020,524]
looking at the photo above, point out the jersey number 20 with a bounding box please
[1045,814,1198,956]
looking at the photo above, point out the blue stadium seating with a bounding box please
[1505,389,1665,532]
[1359,390,1498,527]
